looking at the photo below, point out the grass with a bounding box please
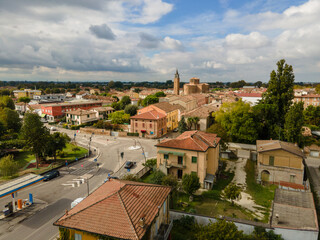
[58,143,88,162]
[13,151,35,168]
[141,170,155,183]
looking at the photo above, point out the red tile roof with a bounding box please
[294,94,320,98]
[235,93,262,97]
[156,130,220,152]
[54,180,171,240]
[131,110,166,120]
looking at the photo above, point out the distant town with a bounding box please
[0,60,320,240]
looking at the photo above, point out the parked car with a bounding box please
[43,170,60,181]
[50,126,57,131]
[124,161,134,169]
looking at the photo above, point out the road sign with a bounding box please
[108,173,111,177]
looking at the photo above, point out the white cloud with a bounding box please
[225,32,270,49]
[162,37,184,51]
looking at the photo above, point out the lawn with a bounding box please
[13,151,35,169]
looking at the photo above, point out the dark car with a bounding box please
[124,161,134,169]
[43,170,60,181]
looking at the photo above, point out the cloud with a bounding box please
[225,32,270,49]
[89,24,116,40]
[137,32,160,48]
[162,37,184,51]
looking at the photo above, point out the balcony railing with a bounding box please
[154,220,173,240]
[165,162,186,169]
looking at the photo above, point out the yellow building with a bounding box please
[257,140,305,189]
[13,89,41,99]
[138,102,179,131]
[54,179,172,240]
[156,131,220,189]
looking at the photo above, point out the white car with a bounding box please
[50,126,57,131]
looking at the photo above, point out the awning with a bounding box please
[141,130,146,133]
[41,113,46,118]
[158,150,185,156]
[0,174,44,198]
[204,174,215,184]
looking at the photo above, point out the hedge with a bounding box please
[127,132,139,136]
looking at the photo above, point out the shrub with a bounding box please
[150,170,165,185]
[0,155,19,177]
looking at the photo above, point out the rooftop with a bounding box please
[271,189,318,231]
[256,140,304,158]
[156,130,220,152]
[67,109,95,115]
[131,110,166,120]
[152,102,180,113]
[41,101,102,107]
[54,180,171,240]
[184,104,219,118]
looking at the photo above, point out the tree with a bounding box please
[108,111,130,124]
[150,170,165,185]
[21,113,50,168]
[162,174,178,191]
[111,102,121,111]
[0,155,19,177]
[206,123,230,151]
[224,183,241,205]
[124,104,138,116]
[142,95,159,107]
[247,226,284,240]
[230,80,247,88]
[0,108,21,132]
[182,173,200,197]
[142,158,157,169]
[0,96,15,110]
[121,174,141,182]
[46,132,70,161]
[262,59,295,129]
[195,219,244,240]
[253,103,278,140]
[120,96,131,109]
[154,91,166,97]
[304,105,320,127]
[108,80,115,89]
[178,116,188,133]
[284,102,304,146]
[254,81,263,88]
[133,88,142,93]
[316,84,320,94]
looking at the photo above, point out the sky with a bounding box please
[0,0,319,83]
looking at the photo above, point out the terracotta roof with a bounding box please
[235,93,262,97]
[131,110,166,120]
[152,102,179,113]
[54,180,171,240]
[184,105,218,118]
[294,94,320,98]
[93,107,114,112]
[156,130,220,152]
[67,109,95,116]
[256,140,304,158]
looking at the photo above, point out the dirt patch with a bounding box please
[26,163,50,169]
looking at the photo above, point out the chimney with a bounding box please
[139,214,146,228]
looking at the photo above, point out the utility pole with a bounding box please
[137,140,147,164]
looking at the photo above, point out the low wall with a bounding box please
[80,128,111,135]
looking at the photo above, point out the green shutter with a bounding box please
[269,156,274,166]
[192,156,197,163]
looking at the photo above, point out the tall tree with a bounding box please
[206,123,230,151]
[284,102,304,146]
[21,113,50,168]
[46,132,70,161]
[224,183,242,205]
[142,95,159,107]
[178,116,188,133]
[124,104,138,116]
[182,173,201,198]
[262,59,295,129]
[0,96,15,110]
[0,108,21,132]
[120,96,131,109]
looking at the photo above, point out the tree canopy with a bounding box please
[0,96,15,110]
[284,102,304,146]
[178,116,188,133]
[0,107,21,133]
[182,173,201,196]
[124,104,138,116]
[142,95,159,107]
[108,111,130,124]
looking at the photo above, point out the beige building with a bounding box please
[66,109,98,125]
[156,131,220,189]
[13,89,41,99]
[257,140,306,189]
[173,69,180,95]
[92,107,114,120]
[293,94,320,108]
[183,78,209,95]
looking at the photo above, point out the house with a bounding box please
[33,94,66,103]
[234,93,262,106]
[15,102,27,113]
[66,92,76,98]
[156,131,220,189]
[92,107,114,120]
[271,189,318,240]
[13,89,41,99]
[138,102,179,131]
[41,101,102,122]
[76,91,89,100]
[183,104,218,131]
[304,144,320,158]
[293,94,320,108]
[130,110,167,138]
[89,88,101,95]
[66,109,98,125]
[54,179,172,240]
[257,140,306,189]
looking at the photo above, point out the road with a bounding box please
[0,127,157,240]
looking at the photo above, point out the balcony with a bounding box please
[154,220,173,240]
[166,162,186,169]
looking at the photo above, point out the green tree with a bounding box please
[0,155,19,177]
[206,123,230,151]
[0,108,21,132]
[111,102,121,111]
[162,174,178,191]
[284,102,304,145]
[247,226,284,240]
[195,219,244,240]
[18,96,31,113]
[182,173,201,197]
[315,84,320,94]
[150,170,165,185]
[124,104,138,116]
[304,105,320,127]
[224,183,242,205]
[108,111,130,124]
[215,101,259,143]
[262,59,295,130]
[0,96,15,110]
[142,158,157,169]
[46,132,70,161]
[154,91,166,97]
[253,103,278,140]
[178,116,188,133]
[142,95,159,107]
[21,113,50,168]
[120,96,131,109]
[133,88,142,93]
[120,174,141,182]
[230,80,247,88]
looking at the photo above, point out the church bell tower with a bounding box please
[173,69,180,95]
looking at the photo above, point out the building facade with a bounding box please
[183,78,209,95]
[293,94,320,108]
[156,131,220,189]
[13,89,41,99]
[257,140,305,189]
[173,69,180,95]
[66,109,98,125]
[130,110,167,138]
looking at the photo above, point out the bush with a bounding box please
[0,155,19,177]
[0,139,26,149]
[72,147,80,152]
[121,174,141,182]
[70,125,80,130]
[182,173,201,196]
[127,132,139,136]
[150,170,165,185]
[59,151,66,158]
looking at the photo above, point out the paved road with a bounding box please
[0,127,157,240]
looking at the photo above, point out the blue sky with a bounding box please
[0,0,319,83]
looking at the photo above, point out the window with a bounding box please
[164,154,169,159]
[269,156,274,166]
[87,114,90,118]
[192,156,197,163]
[75,233,82,240]
[135,123,137,127]
[142,123,145,128]
[178,156,183,165]
[150,124,152,128]
[290,175,295,183]
[163,200,166,214]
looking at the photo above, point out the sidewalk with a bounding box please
[0,199,47,236]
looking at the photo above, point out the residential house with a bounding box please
[13,89,41,99]
[89,88,101,95]
[33,94,66,103]
[66,109,98,125]
[76,91,89,100]
[92,107,114,120]
[54,179,172,240]
[257,140,306,189]
[138,102,179,131]
[183,104,218,131]
[293,94,320,108]
[304,144,320,158]
[234,92,262,106]
[41,101,102,122]
[66,92,76,98]
[130,110,167,138]
[156,131,220,189]
[15,102,27,113]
